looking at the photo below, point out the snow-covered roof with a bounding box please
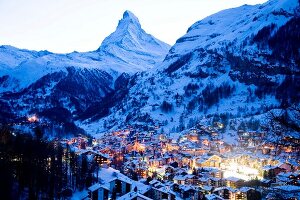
[214,186,237,193]
[239,187,255,193]
[71,190,89,200]
[262,164,281,170]
[202,185,213,191]
[173,175,186,181]
[179,184,195,192]
[118,192,153,200]
[274,185,300,192]
[88,183,101,192]
[225,177,243,182]
[206,194,225,200]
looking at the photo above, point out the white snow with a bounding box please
[165,0,297,60]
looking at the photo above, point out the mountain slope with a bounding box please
[90,0,300,138]
[166,0,298,59]
[0,11,170,134]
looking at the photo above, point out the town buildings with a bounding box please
[65,124,300,200]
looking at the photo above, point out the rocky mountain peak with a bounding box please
[120,10,141,28]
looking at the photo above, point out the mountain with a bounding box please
[98,10,170,70]
[1,0,299,139]
[0,11,170,134]
[88,0,300,140]
[0,11,169,92]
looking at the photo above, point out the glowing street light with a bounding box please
[28,114,39,123]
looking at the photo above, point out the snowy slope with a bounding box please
[85,0,299,135]
[0,45,51,75]
[165,0,297,60]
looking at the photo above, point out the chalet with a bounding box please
[86,167,142,200]
[87,184,109,200]
[81,150,110,166]
[148,187,169,200]
[127,141,146,152]
[262,165,286,180]
[202,185,214,194]
[195,155,222,168]
[277,162,293,172]
[108,177,132,198]
[136,167,147,179]
[225,177,244,189]
[88,184,101,200]
[183,174,195,185]
[179,185,198,200]
[163,172,174,181]
[149,158,164,167]
[208,168,224,179]
[209,177,224,188]
[213,187,237,200]
[261,144,274,155]
[237,187,261,200]
[173,174,186,185]
[198,177,209,187]
[211,131,219,140]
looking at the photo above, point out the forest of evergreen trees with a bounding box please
[0,126,98,200]
[183,82,236,113]
[161,100,173,113]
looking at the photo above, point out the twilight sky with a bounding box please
[0,0,268,53]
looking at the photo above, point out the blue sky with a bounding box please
[0,0,267,53]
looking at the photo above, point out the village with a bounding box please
[61,122,300,200]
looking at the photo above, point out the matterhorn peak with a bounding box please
[97,10,144,51]
[122,10,139,22]
[97,10,170,55]
[117,10,142,30]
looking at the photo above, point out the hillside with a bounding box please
[86,0,300,140]
[0,11,170,135]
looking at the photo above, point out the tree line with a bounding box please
[0,126,98,200]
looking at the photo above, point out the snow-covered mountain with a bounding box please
[0,11,170,133]
[98,10,170,70]
[86,0,299,137]
[0,10,169,92]
[1,0,299,138]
